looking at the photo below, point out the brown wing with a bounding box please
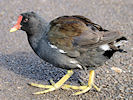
[47,15,122,56]
[48,16,89,50]
[72,15,108,32]
[73,30,122,47]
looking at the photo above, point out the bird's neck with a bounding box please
[27,22,49,50]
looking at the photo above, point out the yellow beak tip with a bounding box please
[10,28,18,32]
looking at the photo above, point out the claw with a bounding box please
[50,79,55,85]
[93,84,101,91]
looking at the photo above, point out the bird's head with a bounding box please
[10,12,45,36]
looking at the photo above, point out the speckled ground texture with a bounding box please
[0,0,133,100]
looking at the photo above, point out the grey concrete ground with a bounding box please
[0,0,133,100]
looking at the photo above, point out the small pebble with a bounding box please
[17,87,22,89]
[111,67,123,73]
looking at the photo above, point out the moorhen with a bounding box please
[10,12,127,95]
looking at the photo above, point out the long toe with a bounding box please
[33,87,56,95]
[72,86,91,95]
[61,84,87,90]
[28,83,54,89]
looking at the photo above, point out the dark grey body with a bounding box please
[19,12,126,70]
[27,29,109,70]
[28,33,84,69]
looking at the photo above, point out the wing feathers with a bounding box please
[48,15,122,55]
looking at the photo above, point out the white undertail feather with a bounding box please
[99,44,110,51]
[114,40,128,47]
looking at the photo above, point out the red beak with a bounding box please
[10,16,23,32]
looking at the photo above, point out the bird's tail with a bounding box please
[114,36,128,53]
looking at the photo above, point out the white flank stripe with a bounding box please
[76,64,82,69]
[48,42,67,53]
[59,49,67,53]
[70,60,78,64]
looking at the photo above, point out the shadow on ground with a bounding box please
[0,52,81,84]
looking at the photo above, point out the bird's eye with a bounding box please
[23,18,29,23]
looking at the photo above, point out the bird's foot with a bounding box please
[28,70,73,95]
[74,83,100,95]
[62,70,100,95]
[62,83,100,95]
[28,82,55,94]
[28,70,100,95]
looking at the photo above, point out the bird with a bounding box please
[10,12,127,95]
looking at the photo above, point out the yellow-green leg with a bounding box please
[73,70,100,95]
[29,70,73,94]
[62,70,100,95]
[29,70,100,95]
